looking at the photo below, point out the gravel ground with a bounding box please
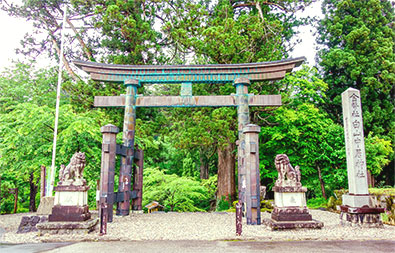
[0,210,394,243]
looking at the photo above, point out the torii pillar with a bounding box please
[235,77,250,212]
[116,79,139,216]
[234,77,261,225]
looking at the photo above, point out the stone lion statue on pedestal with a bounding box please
[59,152,86,186]
[274,154,301,187]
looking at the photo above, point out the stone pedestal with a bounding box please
[340,206,384,227]
[49,185,91,222]
[265,186,323,230]
[37,152,98,235]
[37,218,99,235]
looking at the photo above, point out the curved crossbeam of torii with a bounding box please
[74,57,305,84]
[74,57,305,230]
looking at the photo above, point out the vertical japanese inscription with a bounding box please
[341,88,368,195]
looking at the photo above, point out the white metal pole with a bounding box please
[46,6,67,197]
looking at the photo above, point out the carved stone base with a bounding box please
[37,218,99,235]
[264,218,323,230]
[340,205,384,227]
[49,185,91,222]
[49,205,91,222]
[272,207,312,221]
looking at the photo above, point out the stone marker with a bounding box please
[264,154,323,230]
[340,88,384,226]
[341,88,369,207]
[36,196,54,215]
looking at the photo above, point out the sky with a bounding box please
[0,1,323,72]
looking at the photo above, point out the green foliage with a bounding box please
[91,0,162,64]
[201,175,218,200]
[368,188,395,196]
[0,63,105,211]
[364,133,393,175]
[0,63,58,111]
[307,197,327,209]
[326,196,341,211]
[260,102,347,197]
[216,195,231,211]
[143,167,210,212]
[163,0,312,64]
[259,66,392,198]
[260,200,274,213]
[317,0,395,140]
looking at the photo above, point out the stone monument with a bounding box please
[340,88,384,226]
[37,152,98,234]
[264,154,323,230]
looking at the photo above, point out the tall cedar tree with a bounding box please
[317,0,394,138]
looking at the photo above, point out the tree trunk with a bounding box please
[217,142,236,202]
[199,152,209,179]
[29,172,38,212]
[317,165,327,199]
[367,170,375,188]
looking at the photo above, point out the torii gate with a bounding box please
[74,57,304,232]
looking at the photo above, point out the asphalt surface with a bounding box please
[0,240,394,253]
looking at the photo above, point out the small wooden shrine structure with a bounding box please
[145,201,164,213]
[74,57,304,234]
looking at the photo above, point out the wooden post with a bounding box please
[96,179,100,210]
[236,201,242,236]
[99,197,108,235]
[117,79,139,216]
[100,124,119,223]
[40,166,46,199]
[243,124,261,225]
[132,149,144,210]
[13,188,18,213]
[234,77,250,212]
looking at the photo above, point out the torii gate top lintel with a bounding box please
[73,57,305,84]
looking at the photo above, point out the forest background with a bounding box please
[0,0,393,213]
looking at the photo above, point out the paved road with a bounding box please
[1,240,394,253]
[0,242,72,253]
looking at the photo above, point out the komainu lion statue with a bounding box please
[59,152,86,186]
[274,154,301,187]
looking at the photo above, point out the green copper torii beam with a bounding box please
[74,57,304,84]
[74,57,305,226]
